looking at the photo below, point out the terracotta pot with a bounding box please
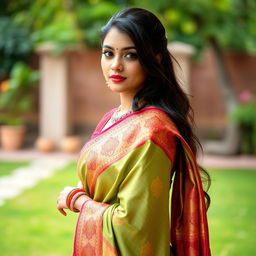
[60,136,82,153]
[35,137,56,152]
[0,125,26,150]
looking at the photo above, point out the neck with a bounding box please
[119,93,134,112]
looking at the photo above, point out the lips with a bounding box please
[109,74,126,83]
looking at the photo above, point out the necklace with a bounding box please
[110,106,133,124]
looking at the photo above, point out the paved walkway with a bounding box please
[0,150,76,206]
[0,149,255,206]
[199,154,256,170]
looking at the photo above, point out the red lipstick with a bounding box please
[110,75,126,83]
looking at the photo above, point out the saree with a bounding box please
[73,107,211,256]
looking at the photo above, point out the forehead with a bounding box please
[102,27,135,47]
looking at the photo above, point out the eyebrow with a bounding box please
[102,45,136,50]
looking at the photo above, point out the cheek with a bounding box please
[134,65,146,81]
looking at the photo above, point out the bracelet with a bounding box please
[70,191,87,212]
[66,188,85,210]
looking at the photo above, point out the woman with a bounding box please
[57,7,211,256]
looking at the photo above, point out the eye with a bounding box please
[124,52,138,59]
[102,50,113,58]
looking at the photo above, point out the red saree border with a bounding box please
[170,137,211,255]
[73,199,109,256]
[73,199,90,256]
[78,107,173,160]
[94,107,169,138]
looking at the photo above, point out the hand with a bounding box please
[77,181,83,189]
[56,186,76,216]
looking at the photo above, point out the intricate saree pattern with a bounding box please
[73,107,211,256]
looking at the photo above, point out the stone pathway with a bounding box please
[199,154,256,170]
[0,156,73,206]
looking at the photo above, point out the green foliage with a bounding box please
[2,0,255,63]
[32,12,82,54]
[75,1,120,47]
[0,0,31,16]
[0,16,33,76]
[231,100,256,155]
[232,102,256,127]
[0,62,40,126]
[12,0,120,51]
[134,0,256,54]
[12,0,83,54]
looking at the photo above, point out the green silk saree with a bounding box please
[73,108,211,256]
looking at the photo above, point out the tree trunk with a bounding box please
[204,37,241,155]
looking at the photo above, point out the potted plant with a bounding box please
[231,90,256,155]
[0,62,39,150]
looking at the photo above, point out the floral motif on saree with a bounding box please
[73,107,211,256]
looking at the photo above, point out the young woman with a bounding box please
[57,7,211,256]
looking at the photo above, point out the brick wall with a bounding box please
[190,50,256,134]
[69,49,256,136]
[69,49,119,132]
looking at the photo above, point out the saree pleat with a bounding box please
[73,107,211,256]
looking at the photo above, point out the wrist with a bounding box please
[65,188,88,212]
[74,195,90,211]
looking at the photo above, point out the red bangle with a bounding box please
[66,188,85,210]
[70,191,86,212]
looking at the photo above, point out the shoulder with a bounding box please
[134,107,180,137]
[129,108,180,161]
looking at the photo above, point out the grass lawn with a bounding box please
[0,162,255,255]
[0,162,78,256]
[0,161,29,177]
[208,169,256,256]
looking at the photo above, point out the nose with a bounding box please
[111,56,123,71]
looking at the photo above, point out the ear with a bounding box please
[155,53,162,64]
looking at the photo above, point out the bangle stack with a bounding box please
[66,188,86,212]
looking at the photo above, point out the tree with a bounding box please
[0,0,34,77]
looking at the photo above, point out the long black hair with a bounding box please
[100,7,210,208]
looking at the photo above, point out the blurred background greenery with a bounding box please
[1,0,255,154]
[1,0,256,74]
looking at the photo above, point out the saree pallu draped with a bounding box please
[73,107,211,256]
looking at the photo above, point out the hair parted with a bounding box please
[101,7,211,208]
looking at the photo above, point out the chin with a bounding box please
[109,84,127,93]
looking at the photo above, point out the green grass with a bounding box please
[0,161,29,177]
[0,163,255,255]
[0,162,78,256]
[208,169,256,256]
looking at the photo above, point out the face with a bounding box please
[101,27,147,97]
